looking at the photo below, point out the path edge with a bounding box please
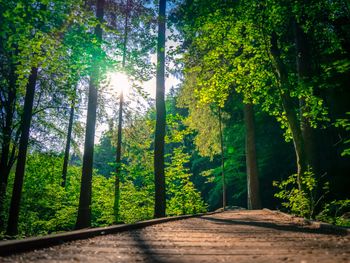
[263,208,350,234]
[0,211,219,256]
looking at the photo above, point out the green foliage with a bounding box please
[94,130,116,177]
[173,0,349,145]
[273,170,329,219]
[316,199,350,227]
[119,181,154,223]
[334,112,350,156]
[273,171,350,226]
[2,153,76,237]
[119,114,155,223]
[172,0,350,214]
[177,75,221,159]
[91,175,115,226]
[166,147,207,215]
[1,153,119,237]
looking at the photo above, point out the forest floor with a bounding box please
[1,210,349,263]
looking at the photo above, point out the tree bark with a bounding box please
[75,0,105,229]
[114,86,124,223]
[61,98,75,188]
[244,103,261,209]
[218,108,226,210]
[6,67,38,236]
[154,0,166,218]
[270,32,307,189]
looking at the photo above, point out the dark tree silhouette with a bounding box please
[154,0,166,218]
[62,92,76,188]
[0,62,17,230]
[6,67,38,236]
[75,0,105,229]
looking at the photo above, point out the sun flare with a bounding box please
[107,72,131,96]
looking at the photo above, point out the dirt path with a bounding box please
[1,210,349,262]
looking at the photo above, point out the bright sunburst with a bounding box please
[107,72,131,96]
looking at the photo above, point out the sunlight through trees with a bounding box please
[0,0,349,238]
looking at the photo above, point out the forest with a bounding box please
[0,0,349,239]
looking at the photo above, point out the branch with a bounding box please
[32,106,70,116]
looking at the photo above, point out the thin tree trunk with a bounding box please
[114,85,123,223]
[218,107,226,210]
[0,65,17,230]
[114,0,130,223]
[61,98,75,188]
[75,0,105,230]
[6,67,38,236]
[294,20,317,174]
[154,0,166,218]
[0,146,10,231]
[270,32,306,190]
[244,103,261,209]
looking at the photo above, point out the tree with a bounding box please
[75,0,105,229]
[94,128,116,178]
[6,67,38,236]
[114,0,131,223]
[244,103,261,209]
[173,0,322,187]
[269,31,308,189]
[119,111,155,222]
[173,0,350,211]
[154,0,166,218]
[166,147,207,215]
[0,0,87,233]
[2,0,85,235]
[0,57,18,230]
[62,89,77,187]
[218,107,226,210]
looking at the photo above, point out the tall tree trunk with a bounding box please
[0,145,10,231]
[75,0,105,230]
[61,98,75,188]
[114,0,130,223]
[294,20,317,174]
[114,89,123,222]
[154,0,166,218]
[6,67,38,236]
[270,32,306,189]
[244,103,261,209]
[218,108,226,210]
[0,65,17,230]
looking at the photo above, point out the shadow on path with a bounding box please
[129,230,167,263]
[199,216,349,236]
